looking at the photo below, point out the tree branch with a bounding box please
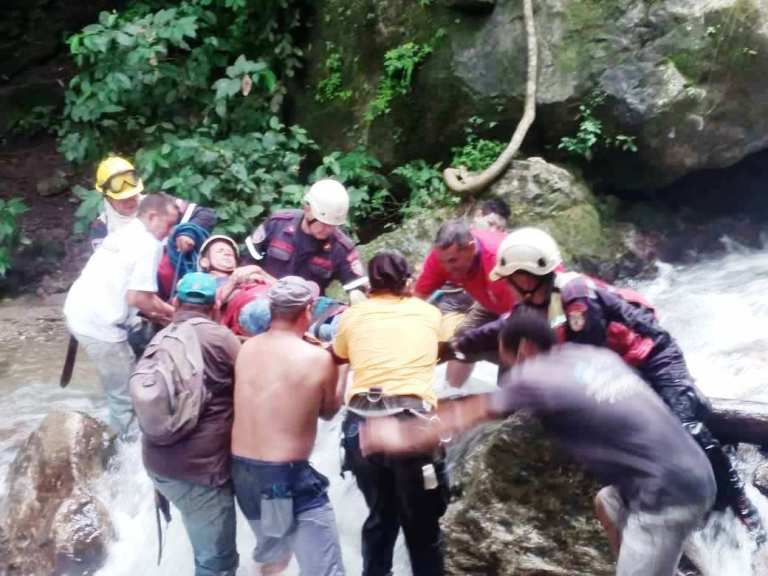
[444,0,538,194]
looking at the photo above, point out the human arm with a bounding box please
[412,250,447,299]
[241,221,271,265]
[179,200,217,233]
[229,264,276,286]
[565,289,659,365]
[319,354,342,420]
[452,315,506,358]
[360,394,496,456]
[126,290,174,324]
[330,309,352,365]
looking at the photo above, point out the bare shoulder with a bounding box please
[302,340,335,365]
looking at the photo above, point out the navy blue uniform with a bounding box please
[244,209,364,294]
[455,272,761,524]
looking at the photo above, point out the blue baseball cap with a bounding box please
[176,272,218,305]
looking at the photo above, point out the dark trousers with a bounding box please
[342,414,449,576]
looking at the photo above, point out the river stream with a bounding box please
[2,247,768,574]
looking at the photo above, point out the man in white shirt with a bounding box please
[64,193,179,435]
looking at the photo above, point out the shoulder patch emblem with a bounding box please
[567,309,585,332]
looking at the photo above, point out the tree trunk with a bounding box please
[443,0,538,194]
[707,397,768,446]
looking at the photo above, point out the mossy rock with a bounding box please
[358,207,459,268]
[443,416,613,576]
[295,0,768,190]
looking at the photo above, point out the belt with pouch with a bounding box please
[347,387,434,418]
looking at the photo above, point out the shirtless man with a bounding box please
[231,276,345,576]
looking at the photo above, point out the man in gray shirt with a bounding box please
[362,306,716,576]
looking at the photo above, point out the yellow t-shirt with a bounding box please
[333,294,442,407]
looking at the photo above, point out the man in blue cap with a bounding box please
[140,271,242,576]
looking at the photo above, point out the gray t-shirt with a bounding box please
[491,344,716,511]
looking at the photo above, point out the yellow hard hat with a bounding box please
[95,156,144,200]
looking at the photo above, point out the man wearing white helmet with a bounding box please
[450,226,766,546]
[243,179,365,295]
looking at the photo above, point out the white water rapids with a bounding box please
[2,246,768,575]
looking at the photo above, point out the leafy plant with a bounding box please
[9,105,58,137]
[58,2,291,164]
[451,116,506,172]
[72,185,105,235]
[61,0,330,239]
[393,160,458,219]
[308,148,394,230]
[558,91,637,161]
[316,45,352,103]
[136,119,316,238]
[366,42,433,121]
[0,198,29,277]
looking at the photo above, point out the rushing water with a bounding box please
[3,248,768,575]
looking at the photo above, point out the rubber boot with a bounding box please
[685,421,767,546]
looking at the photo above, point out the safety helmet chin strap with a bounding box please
[507,272,554,308]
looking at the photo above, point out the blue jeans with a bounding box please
[150,473,239,576]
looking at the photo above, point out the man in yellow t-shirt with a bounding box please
[333,251,448,576]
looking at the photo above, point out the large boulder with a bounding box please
[443,416,613,575]
[293,0,768,190]
[487,157,655,279]
[359,158,654,281]
[1,411,116,576]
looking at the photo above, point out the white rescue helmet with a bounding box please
[304,179,349,226]
[489,227,562,281]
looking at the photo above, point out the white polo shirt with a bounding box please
[64,218,163,342]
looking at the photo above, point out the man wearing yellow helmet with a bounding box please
[242,179,366,295]
[90,156,217,253]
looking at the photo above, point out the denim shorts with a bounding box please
[231,456,330,519]
[231,457,343,574]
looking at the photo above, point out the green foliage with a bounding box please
[0,198,29,277]
[59,1,295,164]
[558,91,637,161]
[72,185,107,236]
[136,120,316,237]
[61,0,327,239]
[315,45,352,103]
[309,148,393,230]
[451,116,505,172]
[393,160,457,219]
[366,42,433,121]
[9,105,58,137]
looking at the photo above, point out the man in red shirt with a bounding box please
[414,220,516,385]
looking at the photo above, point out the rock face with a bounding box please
[294,0,768,190]
[359,157,655,281]
[443,416,613,576]
[1,411,116,576]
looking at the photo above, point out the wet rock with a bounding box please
[295,0,768,190]
[36,170,70,197]
[753,462,768,498]
[359,207,456,268]
[1,411,116,576]
[443,0,496,13]
[359,158,657,281]
[443,416,613,576]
